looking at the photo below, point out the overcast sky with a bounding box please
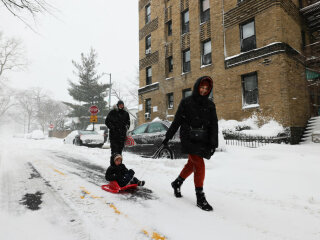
[0,0,139,103]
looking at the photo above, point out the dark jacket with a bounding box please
[105,105,130,142]
[105,161,135,187]
[165,76,218,159]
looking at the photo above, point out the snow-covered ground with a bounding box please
[0,136,319,240]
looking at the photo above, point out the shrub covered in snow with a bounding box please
[219,114,288,138]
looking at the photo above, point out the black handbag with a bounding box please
[189,126,209,142]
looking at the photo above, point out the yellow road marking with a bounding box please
[53,168,65,176]
[108,203,121,214]
[80,187,102,199]
[142,229,167,240]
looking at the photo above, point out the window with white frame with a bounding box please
[240,19,256,52]
[182,49,191,73]
[167,93,174,109]
[200,0,210,23]
[242,72,259,107]
[202,39,212,65]
[181,10,189,34]
[145,98,151,119]
[146,67,152,85]
[145,35,151,54]
[145,4,151,24]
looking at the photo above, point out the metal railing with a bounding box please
[223,131,289,148]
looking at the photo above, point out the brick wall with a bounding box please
[137,0,311,135]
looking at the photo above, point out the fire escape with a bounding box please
[301,0,320,116]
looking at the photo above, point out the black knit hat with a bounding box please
[117,100,124,106]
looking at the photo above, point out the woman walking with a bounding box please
[162,76,218,211]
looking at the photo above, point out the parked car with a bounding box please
[30,130,45,140]
[124,120,185,159]
[86,124,108,142]
[63,130,104,148]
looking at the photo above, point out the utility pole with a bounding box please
[106,73,112,144]
[108,73,112,112]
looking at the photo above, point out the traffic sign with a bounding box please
[89,105,99,115]
[90,115,98,123]
[49,124,54,129]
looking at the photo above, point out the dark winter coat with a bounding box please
[165,76,218,159]
[105,105,130,143]
[105,161,135,187]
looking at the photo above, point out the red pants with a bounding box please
[179,154,205,188]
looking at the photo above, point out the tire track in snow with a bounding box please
[33,150,167,240]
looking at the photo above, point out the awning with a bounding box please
[306,69,320,80]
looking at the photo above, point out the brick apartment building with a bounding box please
[138,0,320,143]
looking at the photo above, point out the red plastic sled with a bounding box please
[101,181,138,193]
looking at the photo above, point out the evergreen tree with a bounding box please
[65,48,110,128]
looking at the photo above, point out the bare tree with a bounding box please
[0,32,27,81]
[0,85,16,123]
[111,72,139,109]
[33,87,50,132]
[9,88,70,132]
[16,89,37,133]
[0,0,53,28]
[50,102,70,131]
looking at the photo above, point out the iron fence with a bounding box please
[223,131,289,148]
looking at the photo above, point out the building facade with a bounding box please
[138,0,320,143]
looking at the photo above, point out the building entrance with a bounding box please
[309,79,320,117]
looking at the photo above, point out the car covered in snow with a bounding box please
[86,124,108,142]
[63,130,104,148]
[30,130,45,140]
[124,120,184,159]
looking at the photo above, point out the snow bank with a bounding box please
[219,115,285,137]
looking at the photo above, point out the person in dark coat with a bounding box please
[105,100,130,164]
[105,154,145,187]
[162,76,218,211]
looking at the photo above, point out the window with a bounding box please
[202,39,212,65]
[240,20,256,52]
[301,30,306,48]
[167,20,172,36]
[182,88,192,98]
[182,49,191,73]
[146,67,152,85]
[145,99,151,119]
[131,123,148,135]
[299,0,303,8]
[200,0,210,23]
[242,72,259,107]
[167,93,174,109]
[145,35,151,54]
[145,4,151,24]
[181,10,189,34]
[167,56,173,73]
[147,122,168,133]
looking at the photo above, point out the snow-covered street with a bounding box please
[0,137,319,240]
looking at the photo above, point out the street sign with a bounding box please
[89,105,99,115]
[90,115,98,123]
[49,124,54,129]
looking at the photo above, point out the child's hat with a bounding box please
[114,154,122,161]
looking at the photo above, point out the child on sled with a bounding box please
[105,154,145,187]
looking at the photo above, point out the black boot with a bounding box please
[137,180,145,186]
[171,176,184,198]
[196,188,213,211]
